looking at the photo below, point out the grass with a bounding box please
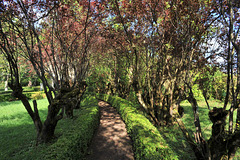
[181,100,233,140]
[0,99,48,160]
[99,93,240,159]
[158,100,220,160]
[158,99,240,160]
[1,90,240,159]
[0,94,99,160]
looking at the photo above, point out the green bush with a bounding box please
[0,94,14,102]
[96,94,178,160]
[44,95,99,160]
[31,92,45,100]
[0,86,44,102]
[0,93,31,102]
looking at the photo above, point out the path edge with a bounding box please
[96,93,179,160]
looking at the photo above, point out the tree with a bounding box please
[0,0,90,143]
[97,0,213,126]
[174,0,240,159]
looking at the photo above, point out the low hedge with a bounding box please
[0,91,45,102]
[0,93,33,102]
[96,94,178,160]
[0,86,44,102]
[44,94,100,160]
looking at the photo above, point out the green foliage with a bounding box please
[31,92,46,100]
[44,95,99,160]
[0,94,15,102]
[192,84,204,100]
[87,67,112,93]
[0,92,33,102]
[0,94,99,160]
[0,86,44,102]
[194,68,227,101]
[96,94,178,160]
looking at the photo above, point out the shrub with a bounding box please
[0,94,16,102]
[31,92,45,100]
[96,94,178,160]
[0,88,44,102]
[44,95,99,160]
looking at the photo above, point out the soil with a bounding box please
[85,101,134,160]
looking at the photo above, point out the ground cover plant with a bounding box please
[97,93,240,159]
[0,94,99,160]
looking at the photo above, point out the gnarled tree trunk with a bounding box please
[9,82,87,144]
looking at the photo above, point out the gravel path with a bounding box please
[85,101,134,160]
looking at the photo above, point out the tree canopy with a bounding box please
[1,0,240,159]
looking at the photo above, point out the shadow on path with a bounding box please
[85,101,134,160]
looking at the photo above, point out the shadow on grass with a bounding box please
[0,109,48,160]
[158,125,196,160]
[156,103,212,160]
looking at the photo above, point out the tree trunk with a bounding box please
[40,83,43,91]
[202,90,211,110]
[4,74,9,91]
[208,107,228,160]
[4,80,8,91]
[38,116,59,143]
[37,94,64,143]
[9,84,43,144]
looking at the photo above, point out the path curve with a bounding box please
[85,101,134,160]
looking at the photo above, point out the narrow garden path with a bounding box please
[85,100,134,160]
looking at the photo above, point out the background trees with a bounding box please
[1,0,240,159]
[93,0,214,126]
[88,0,240,159]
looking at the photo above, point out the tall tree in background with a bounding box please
[97,0,213,126]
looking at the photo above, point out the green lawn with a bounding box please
[0,95,99,160]
[159,99,240,160]
[1,94,240,159]
[0,99,48,159]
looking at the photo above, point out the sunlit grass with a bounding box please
[0,94,99,160]
[181,99,234,139]
[2,94,240,159]
[160,99,239,159]
[0,99,48,160]
[158,99,238,159]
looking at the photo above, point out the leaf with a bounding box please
[166,43,170,48]
[166,2,170,9]
[157,17,163,24]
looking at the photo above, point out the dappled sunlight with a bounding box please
[86,101,134,160]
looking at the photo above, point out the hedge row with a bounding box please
[0,86,44,102]
[0,92,45,102]
[44,94,100,160]
[96,94,178,160]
